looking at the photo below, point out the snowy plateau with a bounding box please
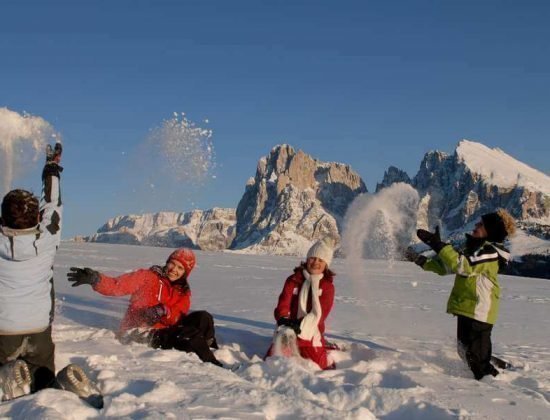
[1,242,548,419]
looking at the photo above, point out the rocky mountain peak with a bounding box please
[378,139,549,233]
[232,145,367,254]
[375,166,411,193]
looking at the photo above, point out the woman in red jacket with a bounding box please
[266,238,336,369]
[68,248,221,366]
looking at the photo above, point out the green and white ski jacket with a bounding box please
[422,241,510,325]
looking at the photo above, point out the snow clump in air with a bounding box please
[147,112,215,184]
[0,107,59,196]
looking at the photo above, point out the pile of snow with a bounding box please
[1,242,548,418]
[456,140,550,194]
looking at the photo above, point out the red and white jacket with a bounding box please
[93,267,191,332]
[274,266,335,340]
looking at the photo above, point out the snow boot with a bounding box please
[491,355,512,370]
[0,360,32,402]
[56,364,103,409]
[207,337,219,349]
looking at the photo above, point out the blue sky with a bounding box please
[2,0,549,237]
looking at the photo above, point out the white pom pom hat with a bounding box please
[306,237,335,267]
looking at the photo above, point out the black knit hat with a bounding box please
[481,212,507,242]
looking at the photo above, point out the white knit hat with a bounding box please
[306,237,334,267]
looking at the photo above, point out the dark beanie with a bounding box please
[481,212,507,242]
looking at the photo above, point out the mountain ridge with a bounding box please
[83,140,550,277]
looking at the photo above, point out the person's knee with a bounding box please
[195,311,213,323]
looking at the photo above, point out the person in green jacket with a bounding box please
[406,209,516,380]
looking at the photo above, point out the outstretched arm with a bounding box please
[40,142,63,238]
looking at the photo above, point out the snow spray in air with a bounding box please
[341,183,419,281]
[0,107,59,196]
[126,112,216,210]
[147,112,215,183]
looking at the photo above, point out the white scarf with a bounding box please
[297,269,323,347]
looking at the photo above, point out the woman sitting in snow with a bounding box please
[266,237,336,369]
[68,248,222,366]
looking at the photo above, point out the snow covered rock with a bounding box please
[377,140,549,231]
[375,166,412,193]
[86,208,236,251]
[231,144,367,255]
[377,139,550,277]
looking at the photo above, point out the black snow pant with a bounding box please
[0,326,56,392]
[456,315,498,380]
[149,311,221,366]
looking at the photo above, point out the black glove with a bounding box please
[43,143,63,180]
[416,226,446,253]
[138,304,166,325]
[277,317,302,335]
[46,142,62,163]
[404,246,428,267]
[67,267,100,287]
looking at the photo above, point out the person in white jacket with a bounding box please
[0,144,103,408]
[0,143,64,401]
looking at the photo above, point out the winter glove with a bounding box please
[46,142,63,164]
[404,246,428,267]
[137,304,166,325]
[43,142,63,180]
[277,317,302,335]
[416,226,446,253]
[67,267,100,287]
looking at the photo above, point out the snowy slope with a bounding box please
[456,140,550,194]
[1,242,549,419]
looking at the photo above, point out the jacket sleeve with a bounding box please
[421,256,450,275]
[93,269,150,297]
[319,281,335,326]
[436,244,499,277]
[39,163,63,241]
[160,290,191,326]
[274,276,296,321]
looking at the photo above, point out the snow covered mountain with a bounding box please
[231,144,367,255]
[85,208,236,251]
[378,140,550,277]
[84,140,549,277]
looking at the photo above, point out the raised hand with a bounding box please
[67,267,100,287]
[46,142,63,164]
[43,142,63,180]
[416,226,446,253]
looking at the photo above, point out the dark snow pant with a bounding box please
[0,326,56,392]
[149,311,221,366]
[456,315,498,380]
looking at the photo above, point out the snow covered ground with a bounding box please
[1,242,549,419]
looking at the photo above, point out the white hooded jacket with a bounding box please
[0,171,62,335]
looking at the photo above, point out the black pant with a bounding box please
[0,327,56,392]
[149,311,220,366]
[456,315,497,380]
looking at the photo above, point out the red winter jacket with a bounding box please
[93,267,191,332]
[274,266,335,337]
